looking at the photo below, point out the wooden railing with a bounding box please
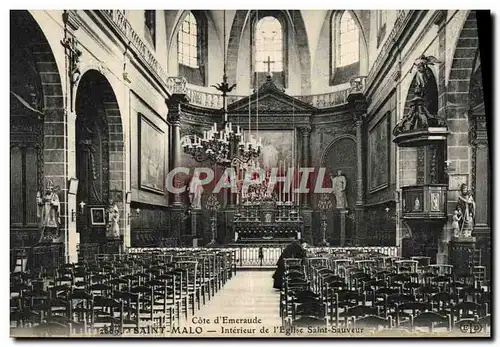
[128,245,399,268]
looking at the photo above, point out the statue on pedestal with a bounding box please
[456,183,476,238]
[188,172,204,209]
[36,179,60,243]
[106,200,120,239]
[331,170,348,209]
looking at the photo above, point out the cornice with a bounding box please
[365,11,425,99]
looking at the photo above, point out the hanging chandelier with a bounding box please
[182,10,262,167]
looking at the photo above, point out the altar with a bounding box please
[233,199,303,243]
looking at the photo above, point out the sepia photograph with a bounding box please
[7,6,493,340]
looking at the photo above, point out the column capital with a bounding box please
[166,101,183,124]
[354,112,367,125]
[300,125,312,135]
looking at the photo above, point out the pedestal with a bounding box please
[190,209,203,246]
[339,209,347,246]
[169,206,186,246]
[300,208,313,245]
[449,237,476,281]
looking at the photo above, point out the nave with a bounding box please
[10,246,492,338]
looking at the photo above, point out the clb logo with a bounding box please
[459,321,483,334]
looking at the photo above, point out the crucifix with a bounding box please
[263,56,275,73]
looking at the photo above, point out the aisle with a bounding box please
[175,271,283,337]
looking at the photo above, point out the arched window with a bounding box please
[338,11,359,67]
[330,11,361,85]
[255,16,283,73]
[177,11,207,86]
[178,12,199,68]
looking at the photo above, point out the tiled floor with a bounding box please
[174,270,283,337]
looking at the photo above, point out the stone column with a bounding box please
[355,114,365,207]
[166,77,190,245]
[470,114,490,277]
[353,103,367,245]
[167,103,183,206]
[298,126,313,244]
[471,115,490,233]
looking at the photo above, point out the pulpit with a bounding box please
[233,200,303,243]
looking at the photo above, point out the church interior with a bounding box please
[10,9,491,337]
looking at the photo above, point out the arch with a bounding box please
[227,10,311,93]
[10,10,65,250]
[448,11,479,111]
[320,134,357,167]
[74,69,125,240]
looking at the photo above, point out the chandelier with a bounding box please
[182,10,262,167]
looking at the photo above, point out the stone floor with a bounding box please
[175,270,284,338]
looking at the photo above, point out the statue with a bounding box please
[451,209,462,238]
[36,179,60,243]
[106,200,120,239]
[431,193,440,211]
[188,172,204,209]
[414,197,421,210]
[331,170,348,209]
[392,54,446,136]
[456,184,476,238]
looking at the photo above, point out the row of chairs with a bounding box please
[10,248,236,337]
[278,250,491,336]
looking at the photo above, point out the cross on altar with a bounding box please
[263,56,275,73]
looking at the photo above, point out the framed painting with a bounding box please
[368,112,390,192]
[139,114,165,194]
[243,130,295,170]
[90,207,106,226]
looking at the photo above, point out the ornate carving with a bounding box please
[167,103,183,124]
[349,76,367,94]
[167,76,188,96]
[416,148,425,185]
[430,145,437,184]
[61,35,82,86]
[300,126,312,136]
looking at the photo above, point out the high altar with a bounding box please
[234,199,303,243]
[174,74,366,247]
